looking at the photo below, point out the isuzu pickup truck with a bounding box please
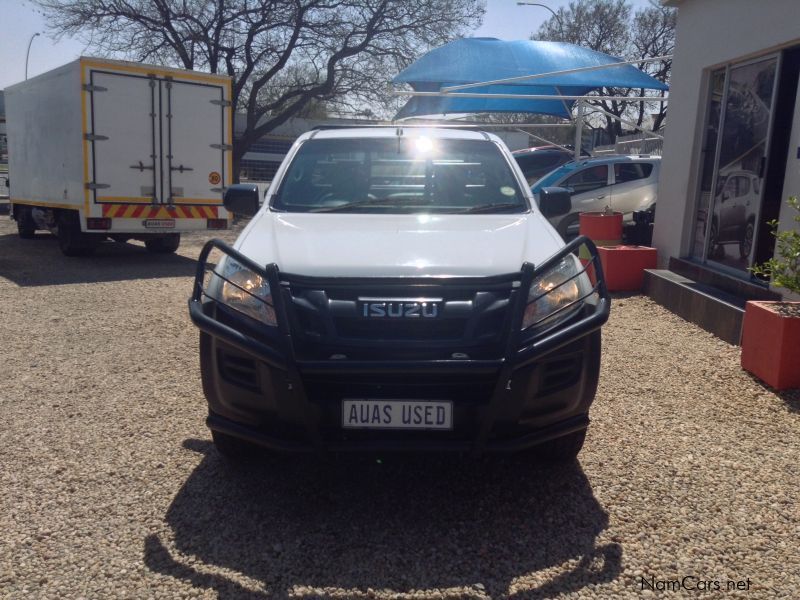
[189,127,610,460]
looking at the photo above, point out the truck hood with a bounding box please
[235,211,564,277]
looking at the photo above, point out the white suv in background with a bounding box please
[531,155,661,239]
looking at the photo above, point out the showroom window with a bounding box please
[690,55,779,275]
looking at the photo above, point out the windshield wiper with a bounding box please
[309,196,432,213]
[457,202,527,214]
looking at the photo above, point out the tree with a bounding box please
[37,0,484,179]
[533,0,675,139]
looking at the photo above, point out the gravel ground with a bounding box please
[0,216,798,599]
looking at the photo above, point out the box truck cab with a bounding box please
[5,58,232,255]
[189,127,611,461]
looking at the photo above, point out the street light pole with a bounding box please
[516,2,566,40]
[25,32,41,80]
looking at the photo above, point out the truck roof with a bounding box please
[6,56,231,91]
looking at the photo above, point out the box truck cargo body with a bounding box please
[5,57,232,254]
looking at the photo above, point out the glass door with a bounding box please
[694,56,780,275]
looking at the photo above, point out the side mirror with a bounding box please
[223,184,260,217]
[538,186,572,218]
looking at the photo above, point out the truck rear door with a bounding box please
[85,66,229,213]
[88,71,159,203]
[162,80,227,205]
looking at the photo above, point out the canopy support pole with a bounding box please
[514,128,576,155]
[574,100,584,161]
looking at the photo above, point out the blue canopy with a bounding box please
[393,38,669,120]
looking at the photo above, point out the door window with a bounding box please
[613,163,653,183]
[563,165,609,194]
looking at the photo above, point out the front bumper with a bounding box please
[189,237,611,453]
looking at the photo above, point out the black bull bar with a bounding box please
[188,235,611,452]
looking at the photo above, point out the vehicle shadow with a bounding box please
[144,441,621,598]
[0,233,199,286]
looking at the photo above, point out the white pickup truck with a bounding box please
[189,126,610,460]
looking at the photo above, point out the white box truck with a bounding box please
[5,57,233,255]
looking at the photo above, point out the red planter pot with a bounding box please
[740,301,800,390]
[578,211,623,247]
[597,245,658,292]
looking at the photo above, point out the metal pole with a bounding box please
[516,2,565,40]
[574,100,584,161]
[394,90,670,103]
[514,128,576,155]
[25,33,41,80]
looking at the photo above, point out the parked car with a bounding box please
[512,145,591,185]
[709,170,760,259]
[532,155,661,239]
[189,127,610,461]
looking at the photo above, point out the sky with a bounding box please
[0,0,656,90]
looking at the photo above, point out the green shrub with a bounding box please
[751,197,800,295]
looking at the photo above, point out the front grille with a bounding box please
[282,278,518,359]
[335,318,465,340]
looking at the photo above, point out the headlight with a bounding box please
[212,258,277,326]
[522,254,593,330]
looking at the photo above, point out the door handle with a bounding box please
[129,161,154,172]
[597,195,606,200]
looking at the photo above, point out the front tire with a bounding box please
[556,213,580,242]
[145,233,180,254]
[708,221,721,260]
[740,221,754,259]
[537,429,586,462]
[16,206,36,239]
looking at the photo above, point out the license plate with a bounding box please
[143,219,175,229]
[342,399,453,430]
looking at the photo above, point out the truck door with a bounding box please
[88,71,160,203]
[163,80,227,204]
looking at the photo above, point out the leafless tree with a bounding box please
[37,0,484,178]
[533,0,675,139]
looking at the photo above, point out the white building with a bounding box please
[648,0,800,342]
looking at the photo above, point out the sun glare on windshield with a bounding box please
[414,136,435,154]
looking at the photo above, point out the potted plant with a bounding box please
[741,197,800,390]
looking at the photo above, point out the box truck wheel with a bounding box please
[145,233,181,254]
[57,211,96,256]
[15,205,37,239]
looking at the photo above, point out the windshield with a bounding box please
[530,161,580,195]
[271,137,527,214]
